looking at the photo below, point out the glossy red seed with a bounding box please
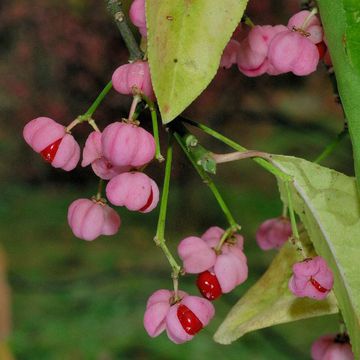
[40,138,63,163]
[196,271,222,300]
[177,304,203,335]
[310,277,328,293]
[316,42,327,60]
[139,189,153,212]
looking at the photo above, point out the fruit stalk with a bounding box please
[154,135,181,287]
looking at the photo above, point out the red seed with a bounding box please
[139,189,153,212]
[310,277,328,293]
[177,304,203,335]
[40,138,63,163]
[316,42,327,60]
[196,271,222,300]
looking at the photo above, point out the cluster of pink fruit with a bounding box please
[23,117,158,241]
[128,0,329,78]
[22,115,335,347]
[23,54,157,241]
[144,226,247,343]
[22,1,353,356]
[144,219,334,345]
[221,10,329,76]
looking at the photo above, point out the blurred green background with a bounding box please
[0,0,353,359]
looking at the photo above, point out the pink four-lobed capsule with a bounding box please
[112,61,155,100]
[67,198,121,241]
[143,289,215,344]
[101,122,155,168]
[23,117,80,171]
[289,256,334,300]
[178,226,248,295]
[106,171,159,213]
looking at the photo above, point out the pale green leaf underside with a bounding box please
[146,0,248,124]
[272,155,360,358]
[214,241,338,344]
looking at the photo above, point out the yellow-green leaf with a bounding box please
[146,0,248,123]
[214,241,338,344]
[272,155,360,358]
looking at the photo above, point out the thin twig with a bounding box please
[211,150,272,164]
[314,127,348,164]
[106,0,143,61]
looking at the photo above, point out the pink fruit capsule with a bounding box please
[82,131,130,180]
[236,25,287,77]
[106,172,159,213]
[177,236,217,274]
[129,0,147,37]
[268,30,320,76]
[220,40,240,69]
[213,247,248,293]
[311,333,354,360]
[143,290,214,344]
[166,295,215,343]
[256,217,292,250]
[287,10,323,44]
[23,117,80,171]
[201,226,244,250]
[178,227,248,296]
[144,289,188,338]
[101,122,155,168]
[67,198,121,241]
[112,61,154,100]
[288,256,334,300]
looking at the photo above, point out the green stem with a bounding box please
[285,181,306,258]
[141,94,164,162]
[132,101,146,121]
[282,204,288,218]
[314,128,348,164]
[180,117,291,181]
[171,120,217,174]
[154,136,181,283]
[339,312,346,335]
[67,81,112,132]
[242,14,255,28]
[215,227,234,252]
[173,130,239,230]
[96,179,104,201]
[106,0,143,61]
[84,81,113,117]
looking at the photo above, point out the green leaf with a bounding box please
[146,0,248,124]
[271,155,360,358]
[317,0,360,191]
[214,240,338,344]
[344,0,360,72]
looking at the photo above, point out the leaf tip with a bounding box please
[159,103,176,124]
[213,331,233,345]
